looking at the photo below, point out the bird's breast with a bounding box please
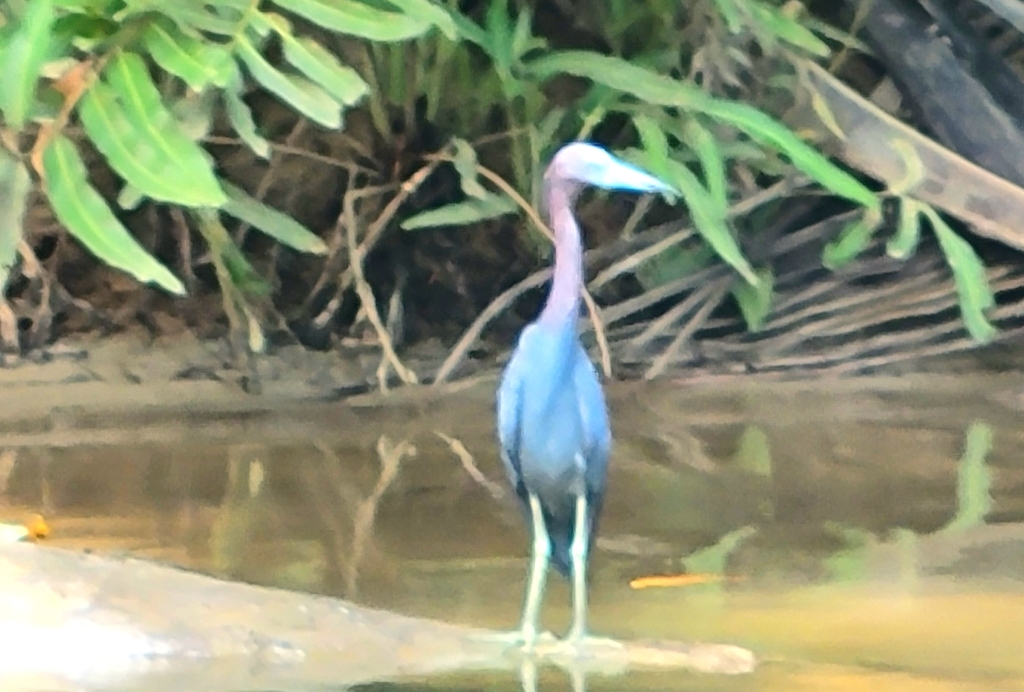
[517,385,587,497]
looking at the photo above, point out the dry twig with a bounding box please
[645,278,731,379]
[340,158,441,387]
[345,186,418,385]
[312,156,441,338]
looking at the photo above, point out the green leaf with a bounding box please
[117,183,144,210]
[699,98,877,212]
[143,19,234,91]
[0,150,32,292]
[653,155,757,285]
[0,0,55,130]
[886,196,921,259]
[683,118,728,213]
[224,67,270,159]
[269,0,432,41]
[280,34,368,105]
[78,82,212,206]
[220,181,327,254]
[526,51,879,212]
[732,267,774,331]
[747,1,831,57]
[384,0,459,39]
[451,137,488,199]
[90,51,225,205]
[823,206,883,269]
[42,136,185,295]
[223,242,273,297]
[923,206,998,343]
[483,0,518,95]
[235,37,342,128]
[633,114,670,182]
[528,50,713,108]
[532,107,566,162]
[170,6,240,35]
[446,6,489,47]
[510,4,545,61]
[401,193,518,230]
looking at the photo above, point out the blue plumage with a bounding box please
[493,142,672,649]
[497,322,611,577]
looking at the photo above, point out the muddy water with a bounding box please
[2,375,1024,691]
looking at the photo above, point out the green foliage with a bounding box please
[402,0,884,319]
[0,0,447,324]
[220,181,328,254]
[923,205,998,343]
[401,137,518,230]
[42,134,186,294]
[142,19,233,92]
[732,267,774,331]
[823,206,883,268]
[402,194,518,230]
[0,0,999,351]
[0,0,54,130]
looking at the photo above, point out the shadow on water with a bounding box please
[3,375,1024,690]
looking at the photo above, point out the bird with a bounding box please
[495,142,673,651]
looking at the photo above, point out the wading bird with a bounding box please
[496,143,673,650]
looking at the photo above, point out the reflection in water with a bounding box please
[519,658,584,692]
[2,382,1024,690]
[346,436,416,597]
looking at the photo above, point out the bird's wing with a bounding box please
[496,326,535,489]
[573,345,612,488]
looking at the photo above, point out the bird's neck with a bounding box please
[538,184,583,329]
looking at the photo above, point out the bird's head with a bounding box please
[544,142,673,197]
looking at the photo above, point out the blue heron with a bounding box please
[496,142,673,650]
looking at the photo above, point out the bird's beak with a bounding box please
[592,157,675,195]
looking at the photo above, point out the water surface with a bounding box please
[2,375,1023,691]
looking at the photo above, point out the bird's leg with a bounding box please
[519,492,552,648]
[518,657,539,692]
[564,491,589,644]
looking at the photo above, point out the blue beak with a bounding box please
[592,157,675,194]
[553,142,674,195]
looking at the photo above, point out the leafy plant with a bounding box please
[0,0,453,349]
[0,0,997,364]
[403,0,878,270]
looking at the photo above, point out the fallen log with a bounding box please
[0,543,755,691]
